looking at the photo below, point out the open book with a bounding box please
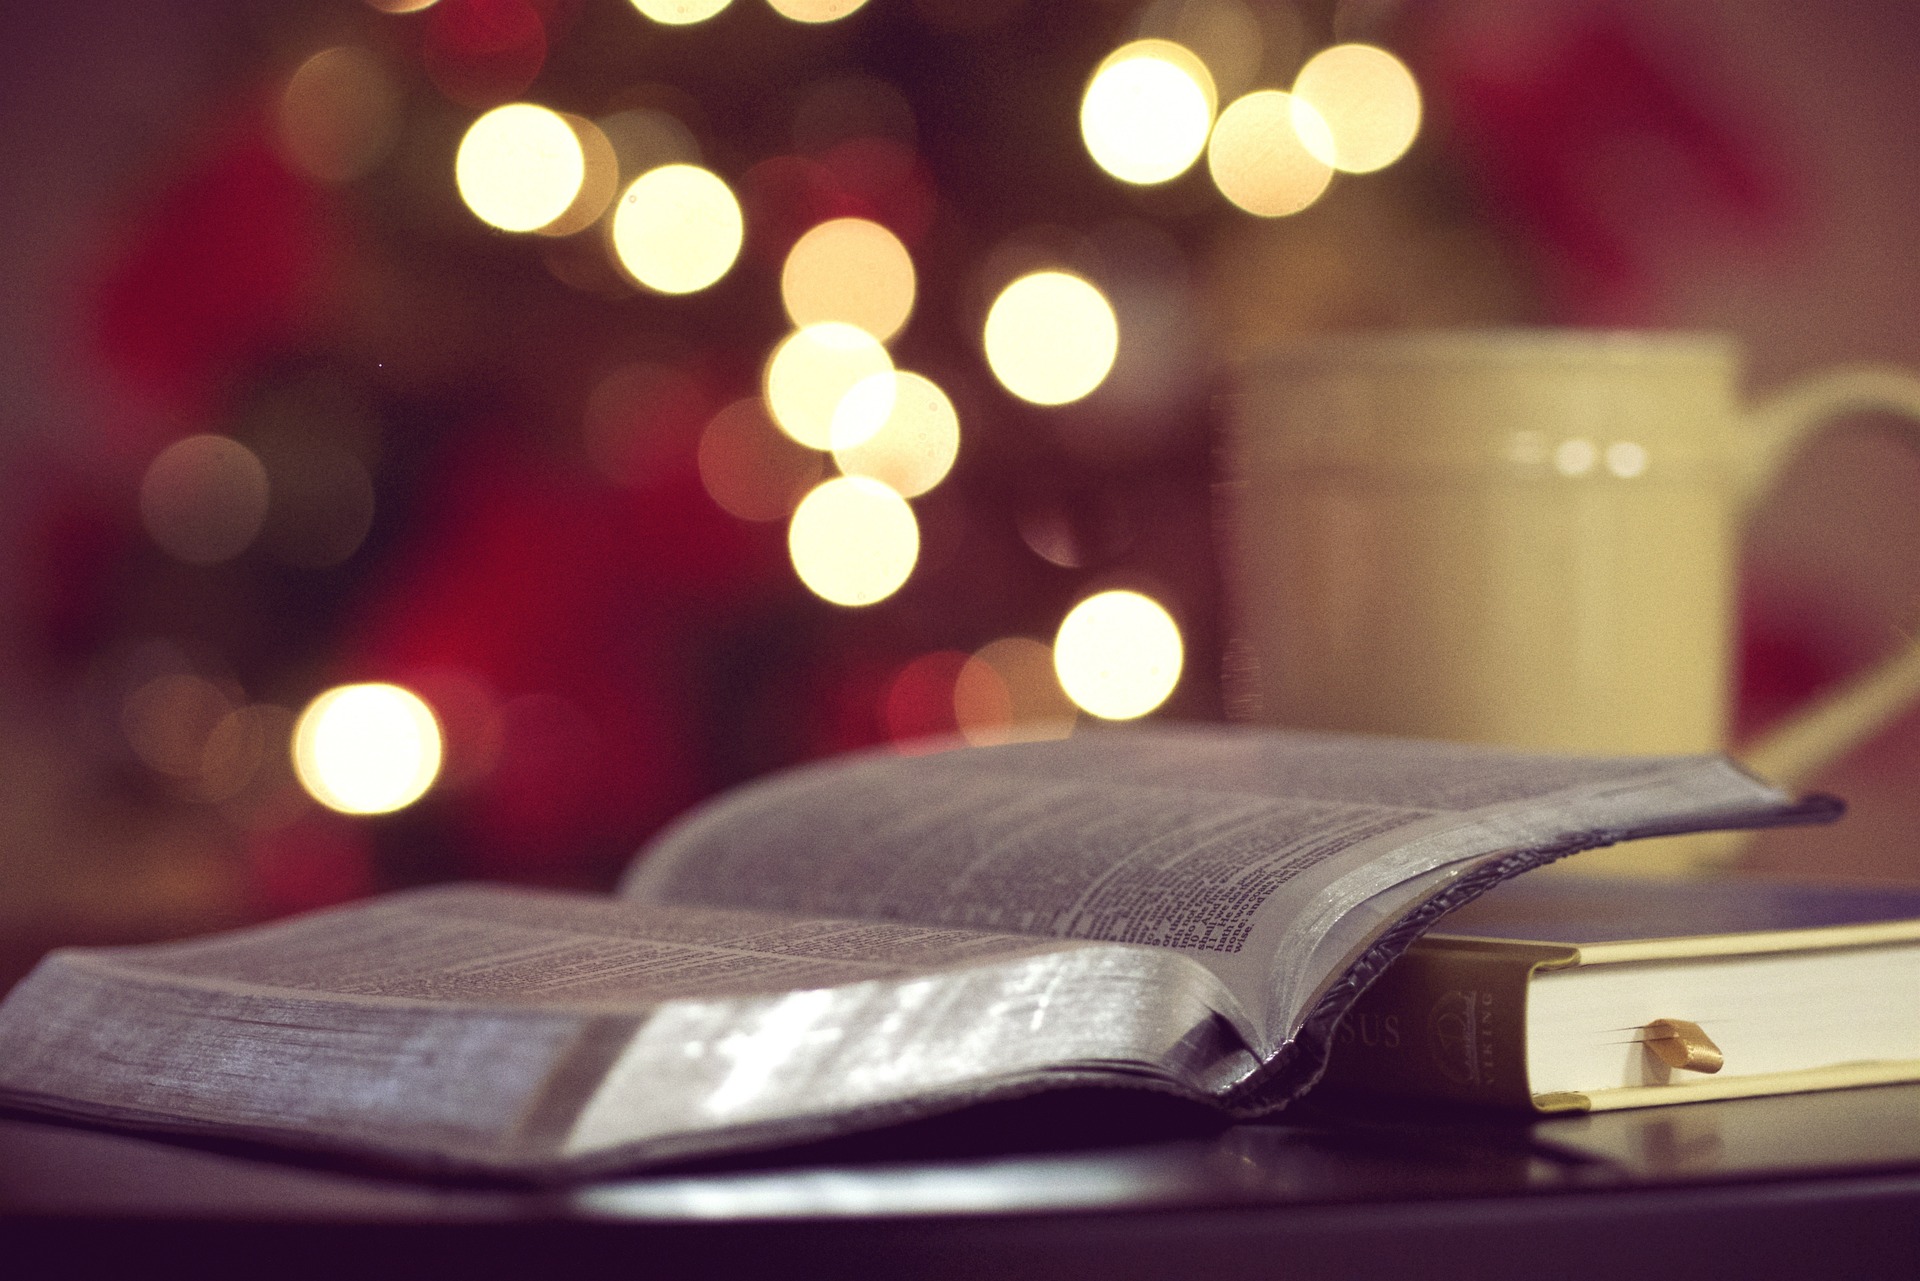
[0,726,1835,1179]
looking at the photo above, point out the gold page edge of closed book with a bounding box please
[1533,1059,1920,1114]
[1550,916,1920,967]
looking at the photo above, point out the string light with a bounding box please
[1290,43,1421,174]
[610,163,744,293]
[140,435,271,566]
[984,271,1119,406]
[1053,590,1183,720]
[629,0,732,24]
[764,323,896,450]
[781,217,916,343]
[699,397,826,521]
[883,650,970,747]
[1207,90,1334,217]
[1137,0,1265,103]
[456,104,586,233]
[116,0,1445,826]
[787,476,919,606]
[1080,40,1216,185]
[956,637,1076,745]
[767,0,874,23]
[831,371,958,498]
[599,108,702,179]
[123,674,235,780]
[293,683,444,815]
[277,47,400,184]
[538,116,620,237]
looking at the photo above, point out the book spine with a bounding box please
[1314,944,1549,1110]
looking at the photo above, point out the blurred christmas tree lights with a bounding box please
[40,0,1434,905]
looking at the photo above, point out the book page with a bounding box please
[0,885,1260,1172]
[99,885,1084,1007]
[623,725,1791,1044]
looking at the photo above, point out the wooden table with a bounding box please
[6,1082,1920,1278]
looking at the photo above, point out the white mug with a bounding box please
[1222,328,1920,875]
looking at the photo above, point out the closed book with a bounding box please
[1318,877,1920,1113]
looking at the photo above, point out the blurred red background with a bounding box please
[3,0,1919,990]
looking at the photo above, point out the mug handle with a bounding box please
[1737,364,1920,787]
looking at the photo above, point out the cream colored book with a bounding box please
[1317,877,1920,1113]
[0,727,1836,1177]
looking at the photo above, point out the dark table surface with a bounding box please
[7,1081,1920,1279]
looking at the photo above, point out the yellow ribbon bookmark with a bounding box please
[1644,1018,1726,1074]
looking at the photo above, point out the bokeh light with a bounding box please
[455,103,585,233]
[1052,590,1183,720]
[955,637,1077,746]
[1138,0,1265,102]
[277,46,401,184]
[198,704,276,804]
[122,673,235,780]
[292,683,444,815]
[406,669,505,792]
[1290,43,1421,174]
[1207,90,1335,217]
[831,370,958,498]
[983,271,1119,406]
[366,0,440,12]
[765,322,895,449]
[599,107,701,179]
[610,163,744,293]
[629,0,732,24]
[883,650,969,749]
[123,675,275,802]
[539,115,620,236]
[140,435,271,566]
[1554,437,1598,477]
[1016,504,1095,569]
[1061,224,1203,461]
[1080,40,1216,185]
[423,0,547,110]
[781,217,916,342]
[699,396,826,521]
[255,438,377,569]
[787,476,919,606]
[1607,440,1650,478]
[767,0,874,23]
